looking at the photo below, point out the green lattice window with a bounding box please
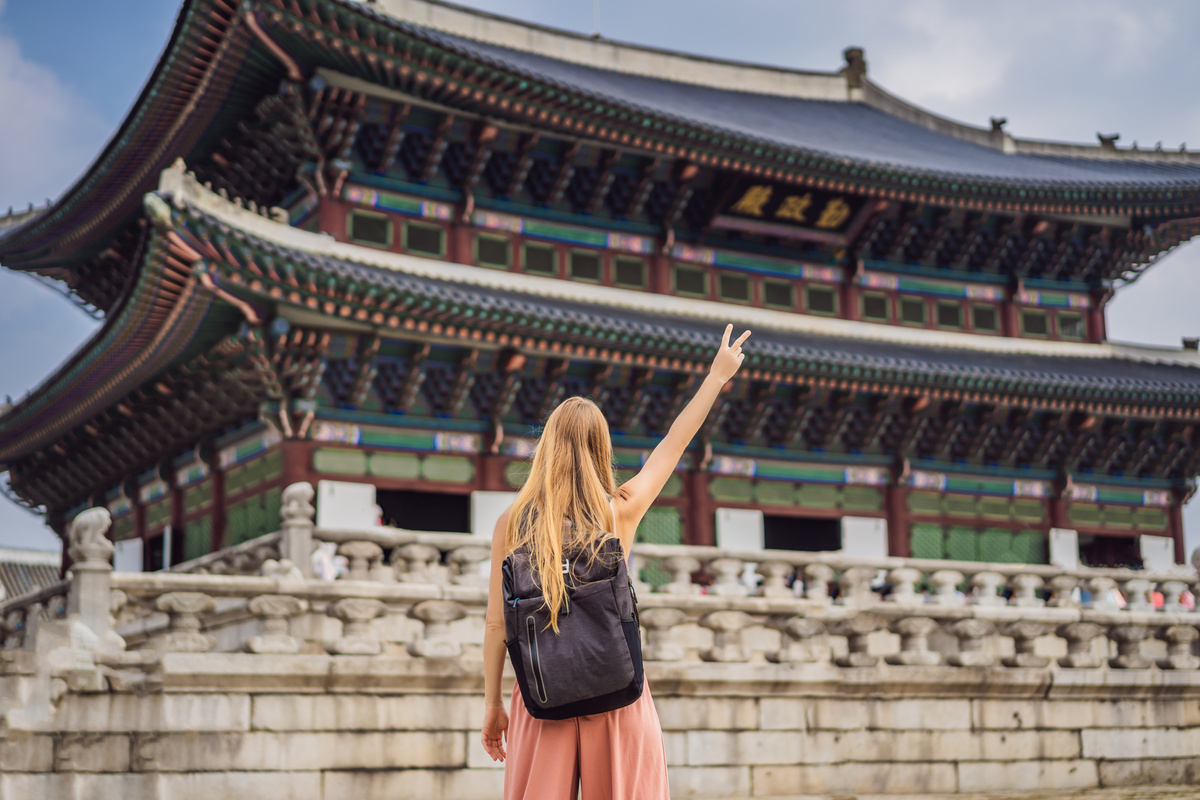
[636,507,682,588]
[404,222,445,256]
[183,518,212,562]
[224,488,283,548]
[348,210,392,247]
[972,305,999,333]
[614,257,646,288]
[763,280,794,309]
[861,293,889,321]
[475,235,511,269]
[110,514,137,541]
[910,523,944,560]
[522,243,557,275]
[183,480,212,514]
[944,525,978,561]
[805,285,837,316]
[1058,313,1086,341]
[144,499,171,531]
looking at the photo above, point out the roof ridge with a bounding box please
[366,0,1200,165]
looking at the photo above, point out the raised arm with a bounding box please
[613,324,750,548]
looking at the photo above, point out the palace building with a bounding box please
[3,0,1200,572]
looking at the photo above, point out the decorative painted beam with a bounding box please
[616,368,654,432]
[445,349,480,416]
[419,115,455,184]
[545,141,582,207]
[396,343,431,413]
[503,132,540,199]
[375,102,411,174]
[585,148,622,215]
[625,158,661,218]
[349,336,381,408]
[462,124,499,194]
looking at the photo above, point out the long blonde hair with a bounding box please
[505,397,617,632]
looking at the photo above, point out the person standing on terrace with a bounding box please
[480,324,751,799]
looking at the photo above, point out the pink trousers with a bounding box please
[504,678,671,800]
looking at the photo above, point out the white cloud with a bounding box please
[874,0,1012,106]
[0,21,109,212]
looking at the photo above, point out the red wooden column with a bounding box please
[884,481,910,557]
[1169,493,1187,565]
[281,440,313,488]
[1002,287,1019,338]
[317,198,347,240]
[650,253,672,295]
[448,217,472,265]
[684,467,715,546]
[210,468,226,553]
[169,477,185,568]
[842,258,863,322]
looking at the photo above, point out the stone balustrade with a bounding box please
[0,580,69,651]
[5,484,1200,797]
[3,484,1199,677]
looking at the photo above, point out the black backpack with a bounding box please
[502,534,643,720]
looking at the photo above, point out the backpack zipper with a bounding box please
[526,616,549,704]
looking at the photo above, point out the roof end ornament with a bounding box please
[1097,132,1120,152]
[842,47,867,91]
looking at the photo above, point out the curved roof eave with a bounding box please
[0,0,265,270]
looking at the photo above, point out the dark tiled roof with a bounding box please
[192,208,1200,405]
[419,28,1200,188]
[0,552,61,601]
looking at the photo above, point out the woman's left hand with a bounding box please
[481,705,509,762]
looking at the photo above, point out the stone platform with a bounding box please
[2,484,1199,798]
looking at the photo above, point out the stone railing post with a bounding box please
[839,567,878,607]
[1121,579,1153,612]
[829,614,883,667]
[945,619,995,667]
[699,610,751,662]
[886,616,942,666]
[767,615,825,663]
[246,595,309,654]
[707,558,750,597]
[1009,574,1045,608]
[327,598,386,655]
[885,567,923,606]
[999,621,1051,668]
[969,571,1006,606]
[1086,577,1120,610]
[338,541,385,582]
[154,592,217,653]
[1158,625,1200,670]
[408,600,468,658]
[279,482,315,579]
[659,556,701,595]
[448,546,490,587]
[1057,622,1105,668]
[1160,581,1189,613]
[393,544,445,584]
[1107,624,1154,669]
[803,563,834,605]
[929,570,965,606]
[640,608,686,661]
[67,507,119,651]
[1046,575,1080,608]
[756,561,794,599]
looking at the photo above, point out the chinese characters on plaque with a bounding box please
[719,182,864,235]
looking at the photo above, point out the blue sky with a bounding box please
[0,0,1198,553]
